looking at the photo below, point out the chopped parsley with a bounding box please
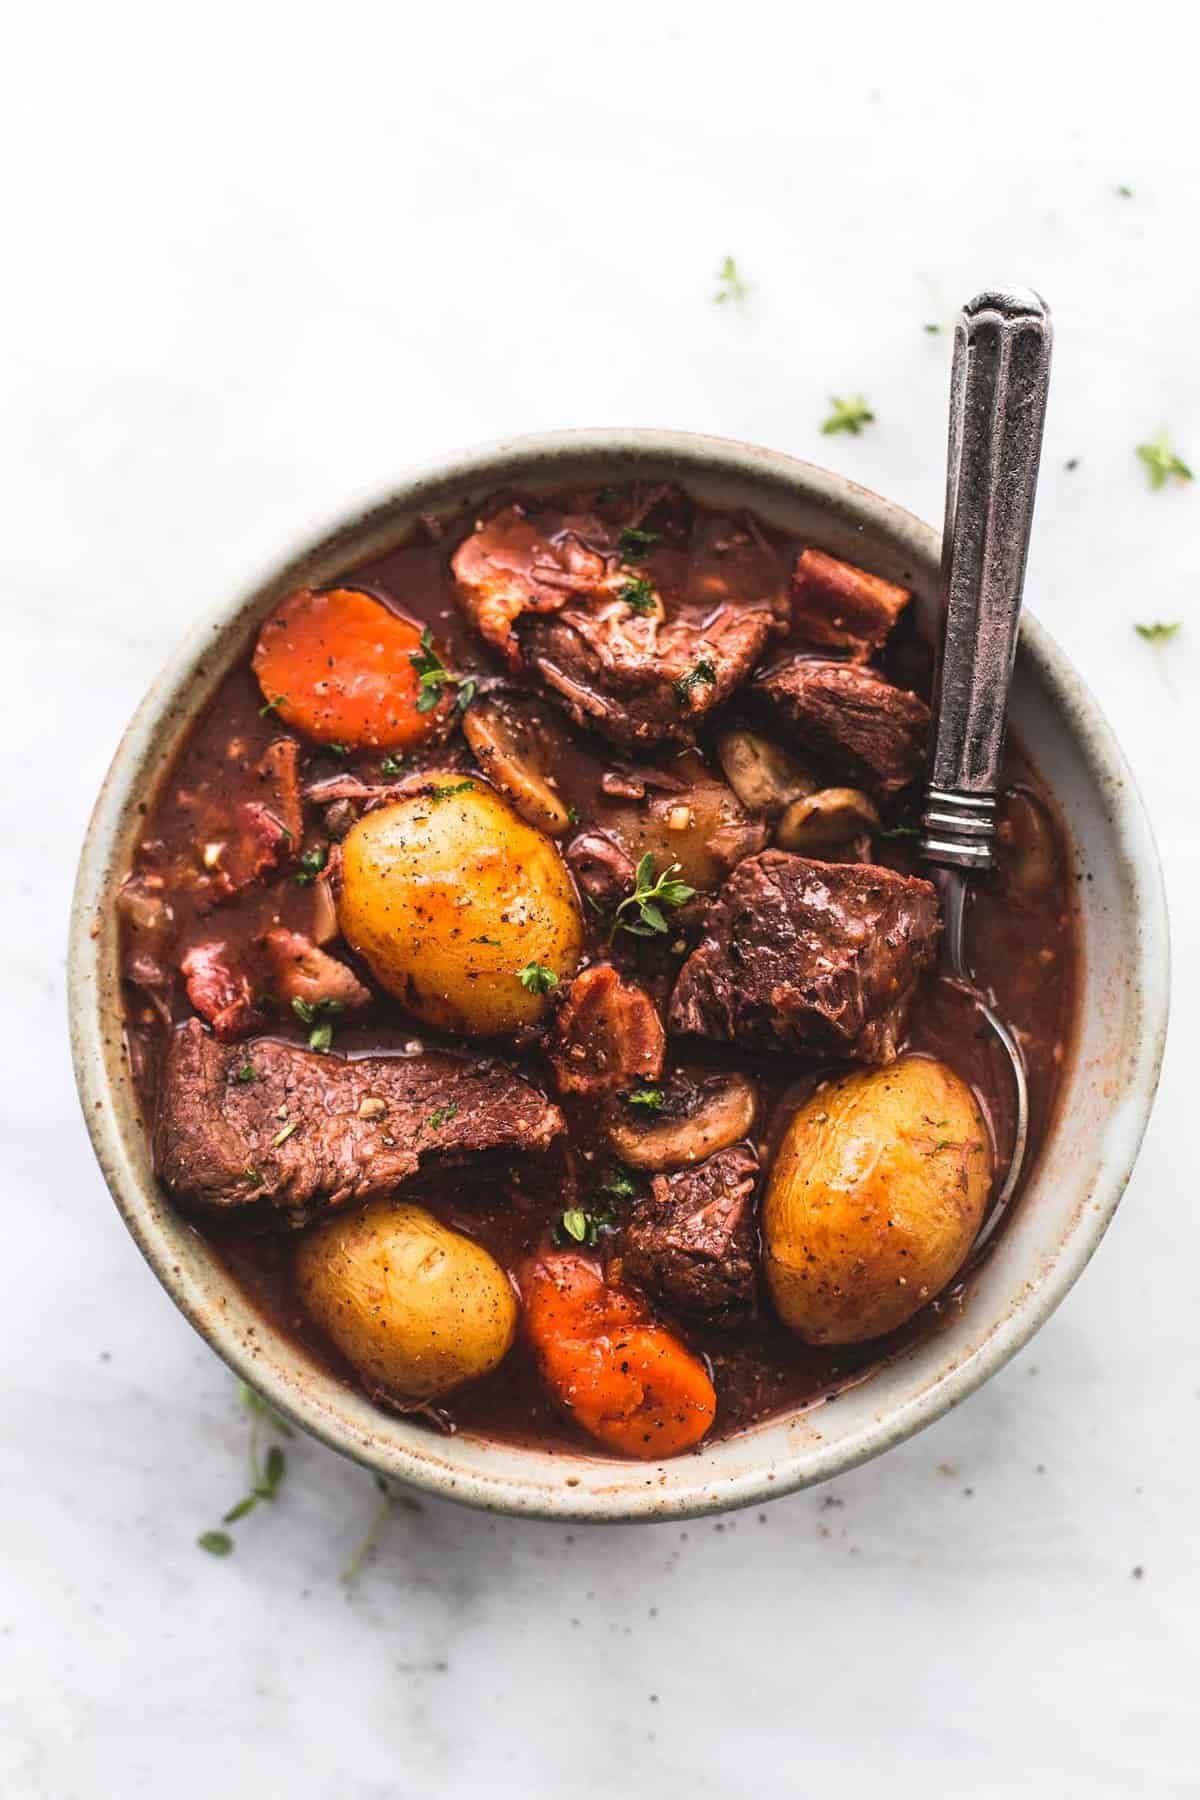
[714,254,748,305]
[292,844,328,886]
[922,322,943,335]
[611,853,696,940]
[198,1530,233,1556]
[1134,621,1181,643]
[516,962,559,995]
[618,526,660,561]
[380,753,409,777]
[428,1103,459,1130]
[234,1063,257,1084]
[626,1087,665,1111]
[409,628,477,713]
[566,802,579,825]
[618,575,658,615]
[878,821,921,840]
[822,395,875,436]
[1136,433,1193,491]
[672,656,718,707]
[326,742,349,757]
[258,694,288,717]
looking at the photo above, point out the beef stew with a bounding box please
[119,481,1077,1460]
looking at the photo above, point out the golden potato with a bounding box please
[338,776,583,1036]
[763,1056,992,1344]
[294,1200,518,1401]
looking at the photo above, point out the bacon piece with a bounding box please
[262,928,371,1013]
[180,942,263,1042]
[548,964,665,1098]
[790,548,911,661]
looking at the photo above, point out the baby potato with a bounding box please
[294,1200,518,1401]
[764,1056,992,1345]
[338,777,583,1036]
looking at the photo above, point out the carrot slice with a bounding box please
[251,587,449,750]
[522,1252,716,1459]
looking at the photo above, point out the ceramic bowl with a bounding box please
[68,429,1170,1521]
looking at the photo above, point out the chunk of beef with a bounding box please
[451,505,619,660]
[548,964,665,1098]
[262,928,372,1013]
[155,1019,564,1220]
[668,851,940,1064]
[180,943,263,1042]
[619,1146,760,1328]
[790,549,911,661]
[751,658,929,798]
[519,601,774,751]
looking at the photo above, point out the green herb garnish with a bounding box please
[554,1205,617,1248]
[1117,184,1135,197]
[1137,433,1193,491]
[197,1382,293,1556]
[291,995,342,1053]
[618,526,660,561]
[234,1063,257,1084]
[409,628,477,713]
[672,656,717,707]
[878,821,921,840]
[517,962,559,995]
[341,1475,422,1584]
[822,396,875,436]
[428,1103,459,1130]
[380,753,409,777]
[258,694,288,717]
[923,322,943,335]
[566,802,579,825]
[626,1087,665,1111]
[427,779,476,805]
[596,1164,639,1200]
[618,576,658,615]
[293,844,328,886]
[611,853,696,940]
[1134,621,1181,643]
[714,255,748,305]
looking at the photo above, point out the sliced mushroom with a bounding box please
[997,787,1059,904]
[716,729,817,820]
[606,1071,757,1172]
[310,871,340,946]
[775,787,880,854]
[463,692,574,837]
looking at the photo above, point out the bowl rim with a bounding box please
[68,425,1171,1521]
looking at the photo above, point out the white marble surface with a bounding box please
[4,5,1197,1794]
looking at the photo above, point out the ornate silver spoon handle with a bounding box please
[921,289,1054,869]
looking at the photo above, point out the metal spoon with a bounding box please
[919,287,1053,1248]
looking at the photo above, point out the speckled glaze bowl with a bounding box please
[68,429,1170,1521]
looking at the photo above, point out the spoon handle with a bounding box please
[921,288,1053,870]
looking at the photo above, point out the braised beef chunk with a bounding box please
[451,505,619,660]
[790,549,911,661]
[668,851,940,1063]
[620,1146,760,1327]
[751,658,930,798]
[548,964,665,1097]
[518,603,774,751]
[155,1020,564,1219]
